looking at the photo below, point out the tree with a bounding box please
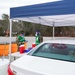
[2,14,10,31]
[0,27,3,36]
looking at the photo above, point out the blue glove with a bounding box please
[25,40,28,42]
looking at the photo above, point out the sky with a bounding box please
[0,0,60,19]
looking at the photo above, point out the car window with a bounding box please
[28,43,75,62]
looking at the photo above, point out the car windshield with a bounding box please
[28,43,75,62]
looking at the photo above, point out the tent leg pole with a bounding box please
[52,22,55,39]
[9,19,12,63]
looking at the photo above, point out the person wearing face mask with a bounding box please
[35,30,43,46]
[16,31,26,51]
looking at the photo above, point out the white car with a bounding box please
[0,58,9,75]
[8,40,75,75]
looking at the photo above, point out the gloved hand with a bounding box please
[25,40,28,42]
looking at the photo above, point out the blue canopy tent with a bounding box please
[10,0,75,25]
[10,0,75,37]
[9,0,75,61]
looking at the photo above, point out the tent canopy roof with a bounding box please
[10,0,75,27]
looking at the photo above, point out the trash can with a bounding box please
[11,43,18,53]
[0,43,9,56]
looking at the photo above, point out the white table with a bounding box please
[11,52,26,60]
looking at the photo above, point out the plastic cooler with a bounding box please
[19,45,25,54]
[32,43,36,48]
[24,47,32,53]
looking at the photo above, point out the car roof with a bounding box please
[42,39,75,45]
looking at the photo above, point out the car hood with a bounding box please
[11,55,75,75]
